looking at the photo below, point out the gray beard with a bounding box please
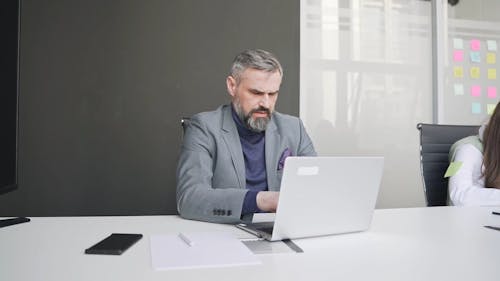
[234,103,270,132]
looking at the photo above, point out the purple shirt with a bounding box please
[231,106,267,215]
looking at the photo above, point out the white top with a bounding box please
[448,143,500,206]
[2,207,500,281]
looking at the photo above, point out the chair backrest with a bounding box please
[416,123,480,206]
[180,117,191,138]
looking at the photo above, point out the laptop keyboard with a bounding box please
[256,225,274,235]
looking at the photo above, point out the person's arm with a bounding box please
[449,144,500,206]
[176,116,247,223]
[252,118,315,213]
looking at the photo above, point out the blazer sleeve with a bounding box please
[448,144,500,206]
[297,118,317,157]
[176,116,247,223]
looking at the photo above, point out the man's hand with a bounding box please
[256,191,280,212]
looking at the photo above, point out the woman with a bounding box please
[448,101,500,206]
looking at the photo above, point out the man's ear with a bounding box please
[226,76,237,97]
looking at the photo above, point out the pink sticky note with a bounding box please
[453,50,464,62]
[470,39,481,51]
[471,85,481,97]
[487,87,497,98]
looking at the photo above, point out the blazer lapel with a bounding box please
[221,105,246,189]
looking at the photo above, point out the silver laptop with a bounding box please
[236,156,384,241]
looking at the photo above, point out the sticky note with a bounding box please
[454,84,464,96]
[487,40,497,51]
[472,102,481,114]
[471,85,481,97]
[470,67,480,78]
[453,66,464,78]
[487,87,497,98]
[487,103,497,115]
[470,39,481,51]
[444,162,463,178]
[453,38,464,49]
[470,52,481,63]
[453,50,464,62]
[487,53,496,64]
[488,68,497,79]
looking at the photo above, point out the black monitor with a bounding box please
[0,0,29,228]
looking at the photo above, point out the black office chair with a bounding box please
[417,123,480,206]
[180,117,191,138]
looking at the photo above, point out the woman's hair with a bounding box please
[483,101,500,188]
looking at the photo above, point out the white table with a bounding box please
[1,207,500,281]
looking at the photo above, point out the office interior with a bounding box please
[1,0,499,217]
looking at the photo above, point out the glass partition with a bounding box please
[441,0,500,124]
[300,0,432,208]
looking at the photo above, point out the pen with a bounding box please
[484,225,500,231]
[178,232,194,247]
[492,211,500,216]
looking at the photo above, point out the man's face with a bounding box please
[226,68,281,132]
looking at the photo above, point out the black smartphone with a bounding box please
[85,233,143,255]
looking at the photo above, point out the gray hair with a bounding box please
[229,49,283,84]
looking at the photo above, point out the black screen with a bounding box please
[0,0,20,195]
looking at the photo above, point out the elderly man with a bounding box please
[176,49,316,223]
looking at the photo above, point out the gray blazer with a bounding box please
[176,104,316,223]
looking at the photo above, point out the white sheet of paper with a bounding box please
[150,232,261,270]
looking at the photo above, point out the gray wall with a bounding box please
[0,0,300,216]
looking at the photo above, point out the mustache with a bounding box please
[249,106,271,117]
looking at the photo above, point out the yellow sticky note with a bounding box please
[453,66,464,78]
[487,53,496,64]
[487,103,497,115]
[470,67,480,79]
[488,68,497,80]
[444,162,463,178]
